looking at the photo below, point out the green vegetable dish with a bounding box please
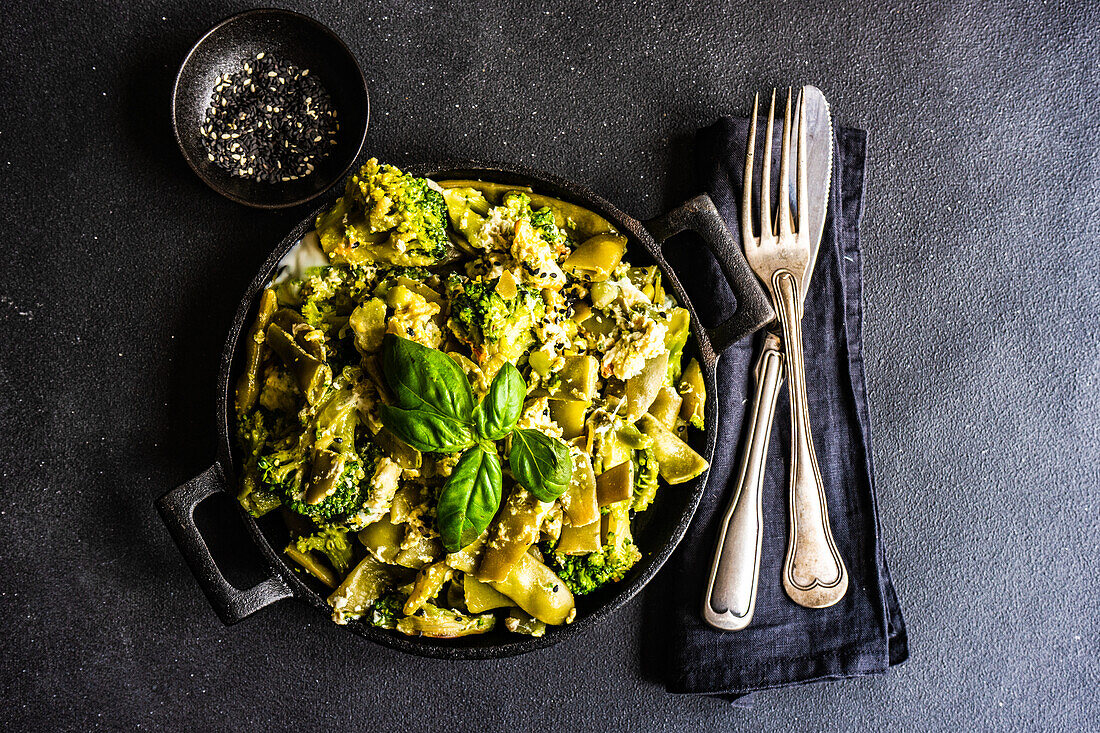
[234,158,709,638]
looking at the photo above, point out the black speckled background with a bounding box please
[1,1,1098,729]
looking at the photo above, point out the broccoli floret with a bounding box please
[294,525,354,575]
[545,504,641,595]
[315,159,449,266]
[366,590,407,629]
[281,453,367,522]
[257,442,309,497]
[446,276,543,362]
[529,205,569,250]
[236,411,284,517]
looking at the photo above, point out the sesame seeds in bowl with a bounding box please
[172,9,368,209]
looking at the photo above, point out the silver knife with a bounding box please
[703,86,834,630]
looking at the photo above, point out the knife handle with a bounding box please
[773,270,848,608]
[703,331,784,630]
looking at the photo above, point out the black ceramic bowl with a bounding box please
[157,162,773,658]
[172,9,369,209]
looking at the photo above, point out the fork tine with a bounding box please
[796,87,809,234]
[778,87,793,236]
[759,89,776,241]
[741,93,759,246]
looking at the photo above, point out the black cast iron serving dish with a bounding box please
[157,162,773,659]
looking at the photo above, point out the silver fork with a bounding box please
[744,89,848,609]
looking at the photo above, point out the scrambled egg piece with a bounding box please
[600,314,668,380]
[473,203,523,252]
[385,285,442,348]
[515,396,564,439]
[512,220,566,290]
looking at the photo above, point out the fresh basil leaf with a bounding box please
[382,334,475,423]
[472,362,526,441]
[380,404,476,453]
[437,445,503,553]
[508,428,573,502]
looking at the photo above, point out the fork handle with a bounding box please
[773,270,849,608]
[702,331,784,630]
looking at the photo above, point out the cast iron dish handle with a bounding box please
[645,194,773,354]
[156,463,293,624]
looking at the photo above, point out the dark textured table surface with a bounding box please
[1,1,1097,730]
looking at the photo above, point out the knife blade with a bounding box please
[788,85,832,303]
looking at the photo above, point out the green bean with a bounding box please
[624,353,668,421]
[444,533,486,574]
[395,604,496,638]
[304,448,347,505]
[555,521,602,554]
[265,322,331,404]
[637,414,709,484]
[403,561,454,615]
[557,355,599,401]
[678,358,706,429]
[463,573,513,612]
[548,398,588,439]
[284,544,339,588]
[596,461,634,507]
[435,179,533,203]
[394,526,444,569]
[563,234,628,282]
[647,385,684,429]
[489,552,575,625]
[357,512,405,563]
[328,556,392,624]
[601,499,632,545]
[664,308,691,383]
[373,427,422,469]
[477,486,549,582]
[441,187,491,242]
[525,193,617,241]
[235,288,277,414]
[561,449,598,527]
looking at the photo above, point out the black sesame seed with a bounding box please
[201,53,338,184]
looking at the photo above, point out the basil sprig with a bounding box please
[508,428,573,502]
[379,335,573,552]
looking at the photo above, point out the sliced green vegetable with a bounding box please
[488,552,575,625]
[348,298,387,354]
[678,358,706,429]
[624,353,668,421]
[357,512,405,564]
[560,450,599,527]
[463,573,513,612]
[637,414,709,484]
[555,521,602,555]
[648,385,684,428]
[328,555,392,625]
[403,562,454,615]
[477,485,548,582]
[235,287,277,414]
[395,603,496,638]
[596,461,634,507]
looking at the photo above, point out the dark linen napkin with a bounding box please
[657,118,908,700]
